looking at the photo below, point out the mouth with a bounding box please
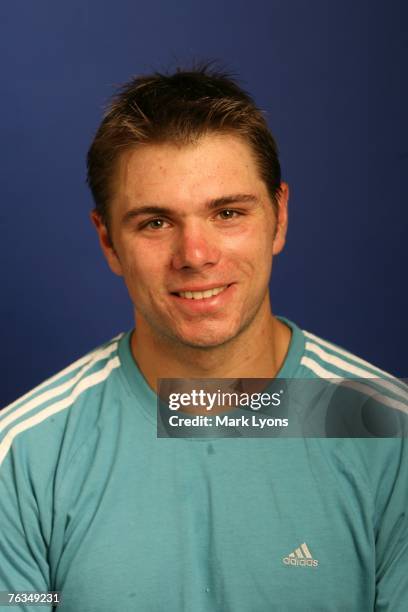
[169,283,235,312]
[171,285,230,300]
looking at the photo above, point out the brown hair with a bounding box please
[87,63,282,227]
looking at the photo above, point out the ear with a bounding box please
[90,210,124,277]
[272,182,289,255]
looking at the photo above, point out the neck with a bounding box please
[131,303,292,392]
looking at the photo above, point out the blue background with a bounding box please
[2,0,407,406]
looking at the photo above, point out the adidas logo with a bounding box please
[282,542,319,567]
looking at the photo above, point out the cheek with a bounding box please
[121,248,167,296]
[228,227,274,274]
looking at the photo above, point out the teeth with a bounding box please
[178,286,228,299]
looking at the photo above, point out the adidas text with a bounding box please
[283,557,319,567]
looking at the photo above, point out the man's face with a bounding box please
[93,133,288,349]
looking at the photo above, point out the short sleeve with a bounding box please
[374,438,408,610]
[0,444,53,611]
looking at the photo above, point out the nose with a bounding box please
[171,223,221,271]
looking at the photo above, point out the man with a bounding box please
[1,66,407,611]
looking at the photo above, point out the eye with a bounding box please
[141,218,169,230]
[217,209,241,220]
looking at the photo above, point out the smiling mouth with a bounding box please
[172,285,230,300]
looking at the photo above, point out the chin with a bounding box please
[174,325,242,350]
[179,338,228,350]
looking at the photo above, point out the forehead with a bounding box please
[111,133,268,210]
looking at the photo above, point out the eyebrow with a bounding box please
[121,193,258,225]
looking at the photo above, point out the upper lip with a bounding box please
[170,283,232,293]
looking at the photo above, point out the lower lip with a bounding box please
[170,284,236,313]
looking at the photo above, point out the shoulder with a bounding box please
[299,327,397,380]
[299,326,405,396]
[293,326,408,512]
[0,333,124,469]
[295,324,408,433]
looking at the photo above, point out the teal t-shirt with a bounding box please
[0,318,407,611]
